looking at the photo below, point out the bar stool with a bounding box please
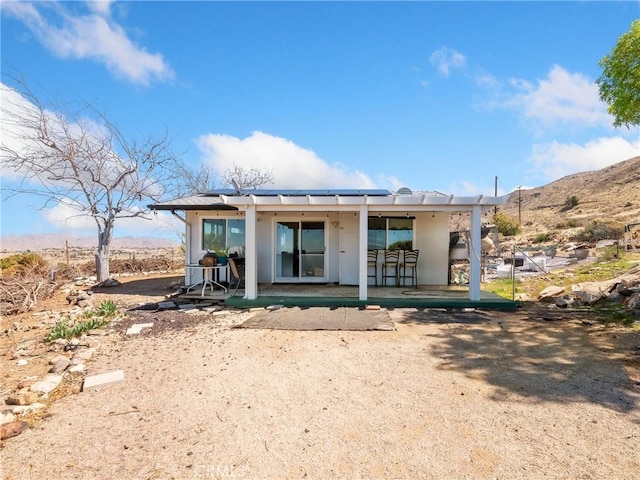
[399,249,419,287]
[367,250,379,286]
[382,250,400,286]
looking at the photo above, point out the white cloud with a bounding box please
[196,131,386,190]
[529,136,639,181]
[86,0,114,17]
[430,47,466,77]
[506,65,611,131]
[3,1,173,86]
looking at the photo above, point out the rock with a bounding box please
[30,374,63,394]
[49,357,71,373]
[83,370,124,391]
[5,391,40,406]
[571,283,606,305]
[8,403,46,415]
[69,363,85,373]
[98,278,121,288]
[266,304,284,311]
[16,359,28,367]
[555,295,575,308]
[71,347,96,363]
[0,412,16,425]
[0,421,28,440]
[157,301,176,310]
[627,292,640,312]
[538,286,565,302]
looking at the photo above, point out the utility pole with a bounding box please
[517,187,522,225]
[494,176,498,215]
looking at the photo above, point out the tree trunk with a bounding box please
[95,228,112,283]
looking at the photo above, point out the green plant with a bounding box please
[45,317,110,342]
[96,300,118,317]
[566,196,579,208]
[45,300,119,342]
[575,221,624,242]
[566,219,580,228]
[0,253,49,278]
[533,232,552,243]
[493,212,520,237]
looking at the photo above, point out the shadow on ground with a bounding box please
[394,305,640,416]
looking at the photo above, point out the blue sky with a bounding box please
[1,0,639,241]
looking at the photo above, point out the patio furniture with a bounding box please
[399,249,419,287]
[367,249,379,286]
[382,250,400,286]
[185,264,229,296]
[228,257,242,296]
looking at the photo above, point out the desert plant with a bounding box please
[533,232,552,244]
[45,317,110,342]
[575,221,624,242]
[493,212,520,237]
[0,253,49,278]
[566,219,580,228]
[566,196,580,208]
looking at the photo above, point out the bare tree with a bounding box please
[176,162,273,196]
[174,163,219,196]
[221,163,273,191]
[1,78,180,283]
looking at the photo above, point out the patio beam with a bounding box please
[358,204,368,301]
[244,205,258,300]
[469,205,482,301]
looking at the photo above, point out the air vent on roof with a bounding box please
[397,187,413,195]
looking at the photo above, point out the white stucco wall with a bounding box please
[413,211,450,285]
[185,209,450,287]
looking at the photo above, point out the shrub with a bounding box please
[566,196,579,208]
[575,221,624,242]
[0,253,49,278]
[566,219,580,228]
[533,232,552,243]
[493,213,520,236]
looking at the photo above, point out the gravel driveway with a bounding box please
[2,299,639,479]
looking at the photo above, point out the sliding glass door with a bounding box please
[275,220,325,282]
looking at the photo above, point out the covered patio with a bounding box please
[150,188,514,308]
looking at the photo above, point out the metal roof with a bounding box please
[147,195,237,211]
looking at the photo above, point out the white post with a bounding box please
[469,205,482,301]
[358,204,368,301]
[244,205,257,300]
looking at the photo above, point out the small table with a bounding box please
[185,264,230,296]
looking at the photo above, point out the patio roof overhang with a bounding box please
[149,191,511,213]
[218,192,511,212]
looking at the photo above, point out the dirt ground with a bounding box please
[1,273,640,479]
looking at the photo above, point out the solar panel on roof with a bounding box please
[205,189,392,197]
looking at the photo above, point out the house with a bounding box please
[149,188,511,305]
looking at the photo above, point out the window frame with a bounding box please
[367,216,414,250]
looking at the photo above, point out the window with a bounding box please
[367,217,413,250]
[202,219,245,253]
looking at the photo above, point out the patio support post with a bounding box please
[244,205,258,300]
[469,205,482,301]
[358,204,368,301]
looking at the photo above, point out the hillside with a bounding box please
[499,156,640,237]
[0,233,179,252]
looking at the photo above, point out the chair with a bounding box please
[382,250,400,286]
[227,257,242,296]
[367,250,379,286]
[228,258,260,296]
[399,250,419,287]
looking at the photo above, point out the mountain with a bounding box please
[499,156,640,235]
[0,233,179,252]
